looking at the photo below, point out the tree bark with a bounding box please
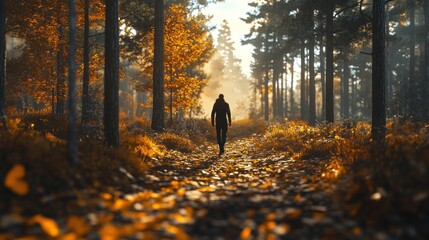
[309,10,316,126]
[272,54,279,119]
[319,32,326,119]
[283,55,288,118]
[264,34,269,121]
[408,1,416,119]
[264,63,269,121]
[152,0,166,131]
[0,0,6,129]
[82,0,90,125]
[300,42,307,121]
[290,57,295,119]
[371,0,386,142]
[424,0,429,121]
[341,56,350,118]
[325,2,335,123]
[56,25,65,115]
[104,0,120,147]
[68,0,78,163]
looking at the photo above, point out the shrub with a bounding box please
[155,132,197,153]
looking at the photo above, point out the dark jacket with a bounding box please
[211,98,231,128]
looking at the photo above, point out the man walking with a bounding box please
[211,94,231,155]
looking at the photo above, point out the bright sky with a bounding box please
[203,0,255,76]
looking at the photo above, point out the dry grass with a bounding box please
[228,119,268,139]
[155,132,197,153]
[257,121,362,160]
[259,120,429,233]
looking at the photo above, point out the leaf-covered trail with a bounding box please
[95,138,362,239]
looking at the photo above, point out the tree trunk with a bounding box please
[319,32,326,120]
[351,76,356,116]
[68,0,78,163]
[283,56,288,118]
[309,10,316,126]
[408,1,416,120]
[264,64,269,121]
[325,2,334,122]
[290,57,295,119]
[264,35,270,121]
[371,0,386,142]
[56,25,65,115]
[300,42,307,120]
[0,0,6,129]
[272,55,279,119]
[169,74,173,125]
[424,0,429,121]
[279,56,285,118]
[81,0,90,125]
[152,0,165,131]
[341,56,350,118]
[104,0,120,147]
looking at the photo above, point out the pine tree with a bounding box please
[68,0,78,163]
[152,0,166,131]
[372,0,386,142]
[104,0,120,147]
[0,0,6,129]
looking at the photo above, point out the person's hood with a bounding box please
[216,98,225,103]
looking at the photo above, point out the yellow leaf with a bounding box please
[4,164,29,196]
[30,215,60,237]
[240,226,252,239]
[67,216,91,235]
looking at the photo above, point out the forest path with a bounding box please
[96,137,363,239]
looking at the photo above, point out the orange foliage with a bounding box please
[138,4,214,113]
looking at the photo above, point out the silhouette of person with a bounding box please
[211,94,231,155]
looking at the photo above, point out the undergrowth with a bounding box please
[259,120,429,236]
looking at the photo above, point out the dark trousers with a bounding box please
[216,126,228,147]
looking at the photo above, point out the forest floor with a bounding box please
[2,137,361,239]
[1,117,428,239]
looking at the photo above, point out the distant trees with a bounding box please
[245,0,358,122]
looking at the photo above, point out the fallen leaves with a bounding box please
[4,164,29,196]
[29,215,60,237]
[2,136,414,239]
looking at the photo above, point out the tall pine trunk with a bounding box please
[290,57,295,119]
[325,2,335,122]
[272,55,279,119]
[341,56,350,118]
[264,35,269,121]
[279,56,285,118]
[104,0,120,147]
[0,0,5,129]
[372,0,386,142]
[283,55,288,118]
[264,64,269,121]
[68,0,78,163]
[56,25,65,115]
[152,0,165,131]
[309,9,316,126]
[300,42,307,120]
[424,0,429,121]
[319,30,326,119]
[81,0,90,125]
[408,1,416,120]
